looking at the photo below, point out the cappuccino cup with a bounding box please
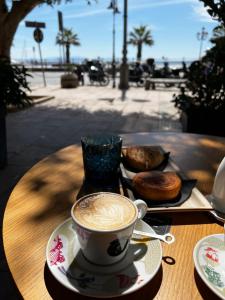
[71,192,147,265]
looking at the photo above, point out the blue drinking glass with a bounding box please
[81,135,122,184]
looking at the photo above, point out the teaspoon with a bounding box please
[133,229,175,244]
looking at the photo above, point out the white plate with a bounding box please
[193,234,225,299]
[46,218,162,298]
[120,155,213,213]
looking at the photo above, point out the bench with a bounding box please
[145,78,187,90]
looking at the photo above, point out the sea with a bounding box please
[16,57,194,70]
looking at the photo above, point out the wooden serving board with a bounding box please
[120,147,213,213]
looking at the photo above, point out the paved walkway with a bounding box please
[0,83,181,298]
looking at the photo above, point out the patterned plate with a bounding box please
[46,218,162,298]
[193,234,225,300]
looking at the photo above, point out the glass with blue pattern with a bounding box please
[81,135,122,185]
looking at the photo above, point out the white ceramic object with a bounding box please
[71,193,147,265]
[46,218,162,298]
[212,157,225,214]
[193,233,225,299]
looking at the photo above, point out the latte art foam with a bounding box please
[73,194,136,230]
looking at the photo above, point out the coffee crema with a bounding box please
[73,194,136,231]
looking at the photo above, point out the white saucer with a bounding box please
[46,218,162,298]
[193,234,225,300]
[206,195,225,223]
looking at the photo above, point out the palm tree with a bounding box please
[56,28,80,64]
[128,25,154,61]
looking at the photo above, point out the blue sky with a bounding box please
[11,0,219,63]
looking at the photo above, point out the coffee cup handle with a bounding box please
[134,199,148,220]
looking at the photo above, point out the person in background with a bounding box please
[146,58,155,77]
[134,61,144,78]
[145,58,155,89]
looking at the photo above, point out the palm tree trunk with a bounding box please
[0,16,20,169]
[0,1,40,169]
[0,23,13,169]
[0,26,12,58]
[137,43,142,61]
[0,102,7,169]
[66,44,70,64]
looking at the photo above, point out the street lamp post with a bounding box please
[197,27,208,60]
[108,0,120,88]
[119,0,129,98]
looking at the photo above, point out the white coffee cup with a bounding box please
[71,192,147,265]
[212,157,225,214]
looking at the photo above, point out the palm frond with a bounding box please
[56,28,81,46]
[129,25,154,45]
[128,25,154,60]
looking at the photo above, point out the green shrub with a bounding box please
[173,25,225,114]
[0,59,32,111]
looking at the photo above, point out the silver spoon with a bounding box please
[132,229,175,244]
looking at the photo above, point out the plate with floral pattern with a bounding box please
[46,218,162,298]
[193,234,225,299]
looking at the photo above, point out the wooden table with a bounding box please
[3,132,225,300]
